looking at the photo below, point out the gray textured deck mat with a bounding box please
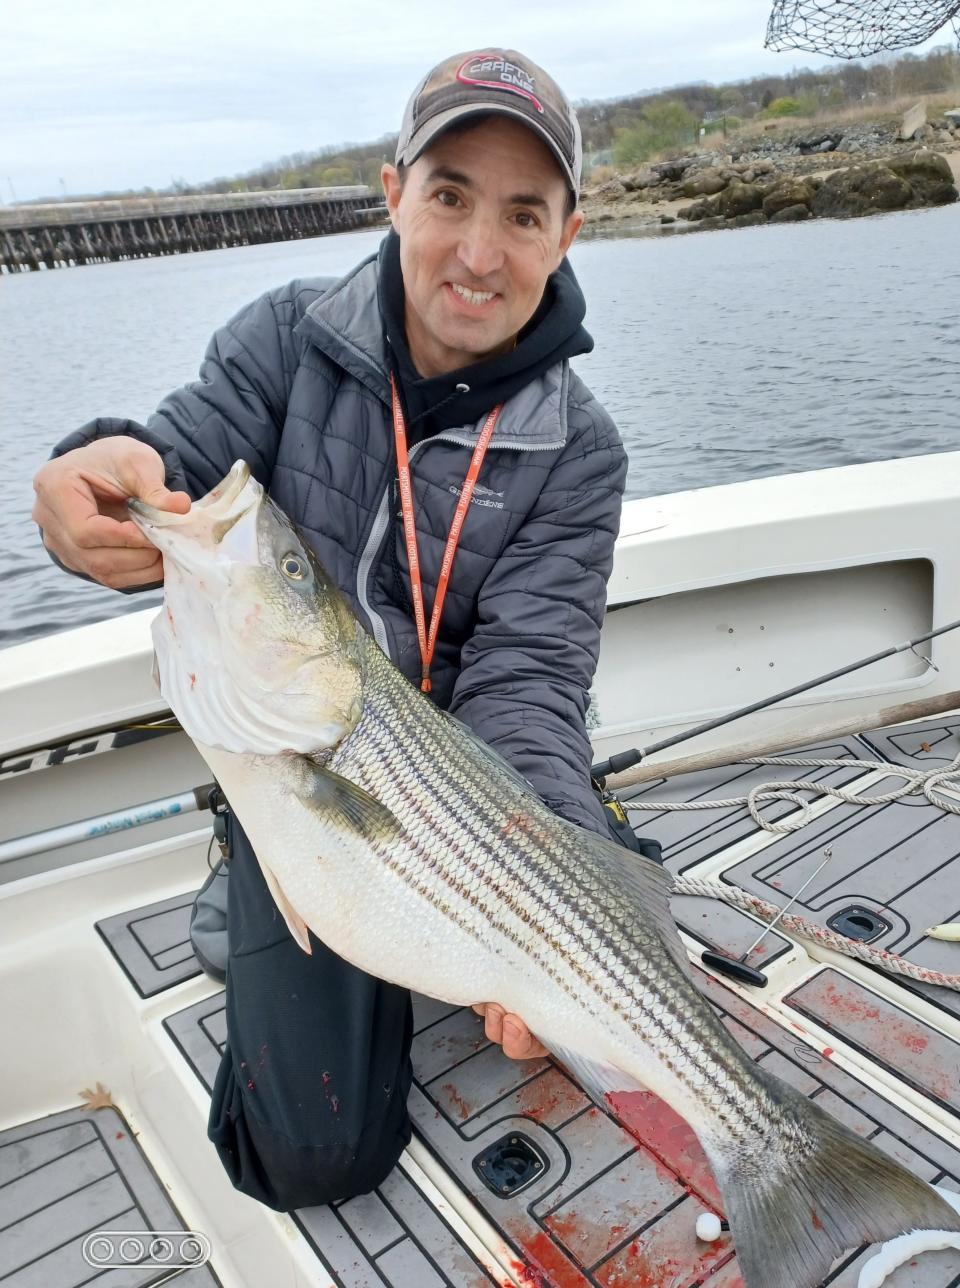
[786,967,960,1118]
[860,714,960,769]
[619,736,870,873]
[163,974,960,1286]
[716,780,960,1022]
[620,736,876,973]
[633,720,960,1023]
[0,1105,221,1286]
[95,891,202,997]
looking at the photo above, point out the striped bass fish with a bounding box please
[130,461,960,1288]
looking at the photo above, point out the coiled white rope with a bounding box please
[625,751,960,835]
[623,751,960,989]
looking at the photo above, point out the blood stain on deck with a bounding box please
[605,1089,723,1211]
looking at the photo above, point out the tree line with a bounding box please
[47,44,960,203]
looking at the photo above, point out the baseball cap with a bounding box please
[396,50,582,197]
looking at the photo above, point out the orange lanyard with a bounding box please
[390,374,502,693]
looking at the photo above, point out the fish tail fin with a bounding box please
[713,1069,960,1288]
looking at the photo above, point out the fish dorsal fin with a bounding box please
[256,855,312,955]
[296,758,401,844]
[442,714,688,976]
[579,830,692,980]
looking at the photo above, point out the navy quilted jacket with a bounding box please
[53,251,627,835]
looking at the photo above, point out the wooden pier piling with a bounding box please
[0,186,386,272]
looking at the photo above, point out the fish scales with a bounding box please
[129,461,960,1288]
[334,642,778,1143]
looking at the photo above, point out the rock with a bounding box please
[797,131,841,155]
[660,213,676,224]
[899,102,926,141]
[653,159,690,183]
[697,215,727,231]
[679,194,721,221]
[752,158,775,175]
[911,123,935,143]
[886,150,958,206]
[762,177,816,216]
[718,181,764,218]
[769,203,812,223]
[594,179,627,200]
[727,210,767,228]
[681,167,728,198]
[740,168,756,184]
[810,163,913,218]
[621,168,657,191]
[944,109,960,128]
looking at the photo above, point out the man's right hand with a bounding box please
[32,438,192,589]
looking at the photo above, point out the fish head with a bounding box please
[128,461,364,756]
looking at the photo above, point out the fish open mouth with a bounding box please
[128,460,252,528]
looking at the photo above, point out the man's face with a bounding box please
[381,116,583,378]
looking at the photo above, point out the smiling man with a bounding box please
[33,49,634,1211]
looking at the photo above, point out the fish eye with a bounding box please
[280,552,306,580]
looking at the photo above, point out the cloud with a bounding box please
[2,0,954,199]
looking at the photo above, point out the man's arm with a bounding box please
[54,286,297,495]
[33,282,321,590]
[448,393,627,839]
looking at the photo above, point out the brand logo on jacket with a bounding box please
[449,481,505,509]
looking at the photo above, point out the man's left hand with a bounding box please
[472,1003,549,1060]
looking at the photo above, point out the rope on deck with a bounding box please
[625,752,960,834]
[671,875,960,990]
[626,752,960,989]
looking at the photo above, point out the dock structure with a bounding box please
[0,187,387,272]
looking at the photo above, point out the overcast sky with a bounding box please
[3,0,952,202]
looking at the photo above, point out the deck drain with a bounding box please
[827,906,891,942]
[473,1132,547,1198]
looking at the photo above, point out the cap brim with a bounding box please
[398,103,578,197]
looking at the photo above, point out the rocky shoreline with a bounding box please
[580,110,960,236]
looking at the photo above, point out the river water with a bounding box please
[2,206,959,650]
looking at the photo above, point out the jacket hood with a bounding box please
[377,229,593,440]
[296,231,593,451]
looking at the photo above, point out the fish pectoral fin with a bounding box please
[546,1042,647,1107]
[296,758,401,844]
[256,856,313,955]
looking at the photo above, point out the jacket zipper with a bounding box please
[355,440,427,656]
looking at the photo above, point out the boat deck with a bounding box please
[4,715,960,1287]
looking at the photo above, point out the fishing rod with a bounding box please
[591,616,960,782]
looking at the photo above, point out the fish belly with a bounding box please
[194,741,684,1102]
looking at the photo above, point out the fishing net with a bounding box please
[765,0,960,57]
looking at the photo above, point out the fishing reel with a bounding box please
[205,783,232,862]
[591,776,663,863]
